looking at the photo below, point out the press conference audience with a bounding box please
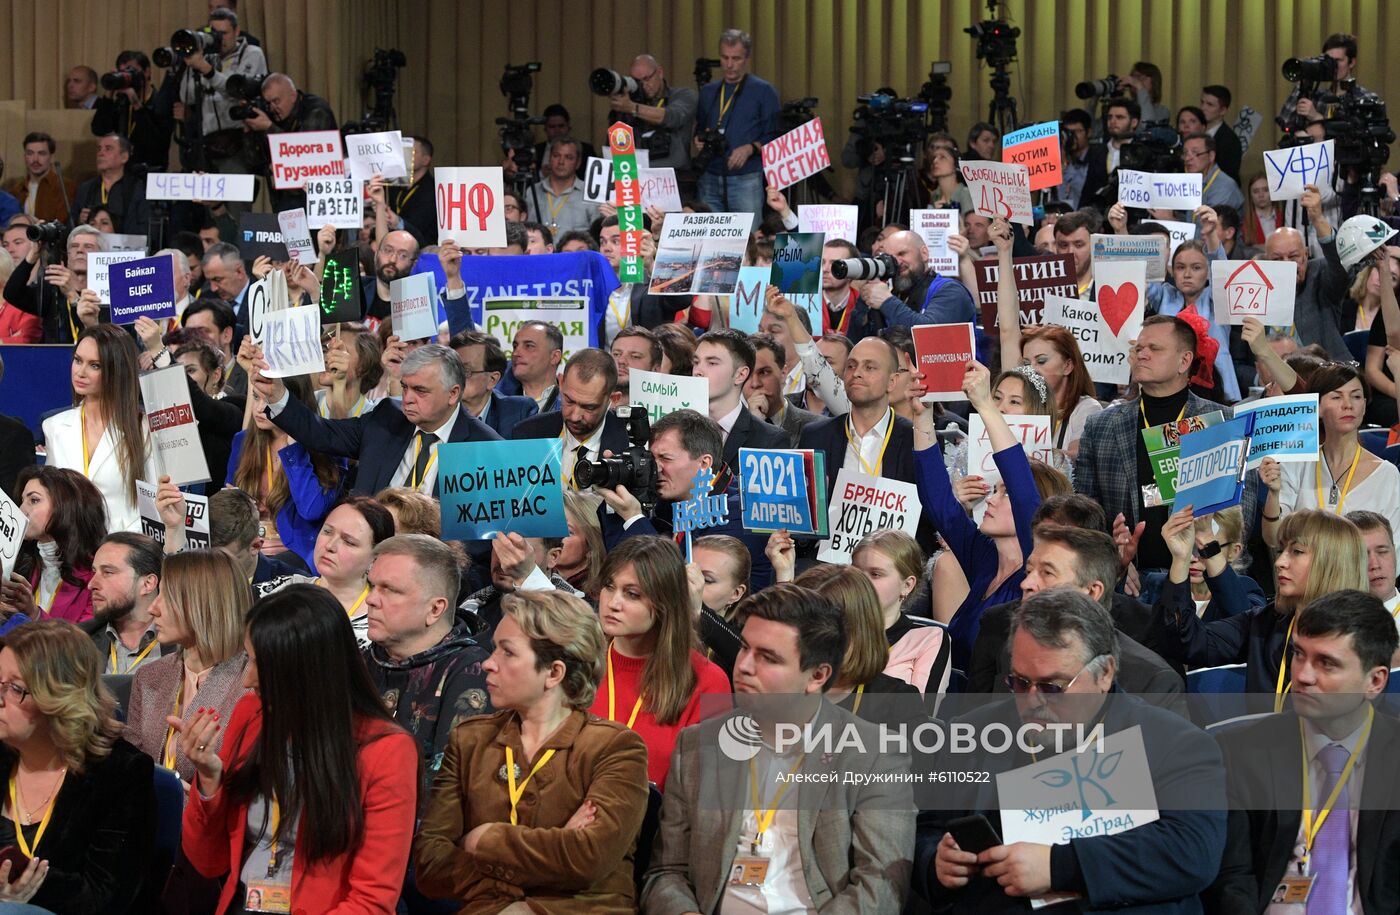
[4,466,105,625]
[82,531,168,675]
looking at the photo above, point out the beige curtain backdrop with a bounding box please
[2,0,1398,192]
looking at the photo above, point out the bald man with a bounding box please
[1260,184,1348,359]
[244,72,338,210]
[858,228,977,328]
[607,53,698,170]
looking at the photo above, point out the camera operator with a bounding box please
[69,134,149,236]
[241,73,337,209]
[1280,33,1376,125]
[3,225,107,344]
[91,51,176,172]
[3,133,75,222]
[1056,109,1107,210]
[692,29,779,227]
[605,54,697,172]
[176,7,268,178]
[861,229,977,328]
[205,0,261,47]
[1121,61,1170,123]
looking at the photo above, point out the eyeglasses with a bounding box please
[1003,655,1105,696]
[0,681,31,706]
[637,68,661,82]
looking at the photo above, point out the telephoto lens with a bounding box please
[589,68,638,97]
[830,253,898,281]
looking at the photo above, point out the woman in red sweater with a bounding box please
[589,536,730,788]
[173,583,419,914]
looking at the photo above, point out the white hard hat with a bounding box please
[1335,214,1399,270]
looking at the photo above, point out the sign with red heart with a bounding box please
[1098,281,1139,336]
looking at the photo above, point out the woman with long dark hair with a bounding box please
[43,323,156,533]
[0,466,106,625]
[176,584,418,912]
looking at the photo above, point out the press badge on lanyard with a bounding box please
[1272,854,1313,906]
[245,797,292,913]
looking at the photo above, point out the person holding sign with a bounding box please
[414,588,649,914]
[2,467,103,625]
[1262,186,1350,360]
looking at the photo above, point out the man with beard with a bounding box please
[1101,97,1140,176]
[81,532,172,675]
[859,229,977,328]
[359,228,420,322]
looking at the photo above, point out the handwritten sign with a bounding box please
[1175,414,1254,516]
[1001,120,1062,192]
[728,265,770,334]
[816,470,921,564]
[0,487,27,582]
[960,161,1033,226]
[305,175,363,231]
[739,448,820,534]
[259,306,325,378]
[435,166,507,248]
[629,367,707,426]
[438,438,567,540]
[1233,394,1319,467]
[967,414,1053,486]
[1263,140,1334,201]
[136,481,209,549]
[1090,233,1168,283]
[584,158,683,212]
[761,117,831,190]
[912,323,976,401]
[345,130,408,182]
[276,209,317,265]
[138,364,210,486]
[1117,170,1202,210]
[109,255,177,324]
[1042,283,1141,386]
[390,273,439,341]
[267,130,344,190]
[1210,259,1297,327]
[973,255,1077,328]
[87,251,144,304]
[146,172,256,202]
[798,205,859,245]
[483,297,592,362]
[909,209,959,277]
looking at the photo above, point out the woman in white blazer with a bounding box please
[43,324,157,533]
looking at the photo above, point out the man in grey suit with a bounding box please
[747,332,819,446]
[642,582,914,914]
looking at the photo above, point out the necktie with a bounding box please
[1308,743,1352,913]
[410,431,438,489]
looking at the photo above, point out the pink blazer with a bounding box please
[29,567,94,624]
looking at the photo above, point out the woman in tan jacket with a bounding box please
[414,589,649,914]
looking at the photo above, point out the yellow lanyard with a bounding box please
[1274,613,1297,714]
[100,182,110,206]
[1139,399,1187,430]
[267,794,284,875]
[109,637,156,675]
[8,770,64,858]
[844,410,895,476]
[1299,704,1372,864]
[79,403,93,477]
[747,752,807,851]
[606,642,644,729]
[505,745,556,825]
[717,80,741,126]
[316,578,370,618]
[608,286,631,333]
[545,188,571,226]
[850,683,865,715]
[264,445,277,497]
[409,436,438,490]
[318,395,366,419]
[1315,445,1362,514]
[65,300,79,343]
[1202,168,1220,196]
[161,677,186,769]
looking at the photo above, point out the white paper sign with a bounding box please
[967,414,1054,486]
[246,271,290,349]
[798,205,859,245]
[138,364,210,486]
[0,487,26,582]
[909,209,959,277]
[87,251,145,304]
[259,306,326,378]
[390,273,439,341]
[100,233,146,253]
[815,470,922,565]
[146,172,256,202]
[305,175,363,231]
[435,167,507,247]
[1117,170,1203,210]
[276,209,317,265]
[960,161,1033,226]
[760,117,831,190]
[136,480,210,549]
[1159,220,1197,259]
[1211,259,1298,327]
[267,130,345,190]
[1263,140,1335,201]
[1091,233,1168,284]
[638,168,683,212]
[629,367,707,426]
[345,130,408,182]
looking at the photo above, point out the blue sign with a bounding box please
[437,438,568,540]
[739,448,816,533]
[445,250,619,338]
[1234,393,1319,468]
[673,467,730,534]
[109,255,176,324]
[1175,414,1255,516]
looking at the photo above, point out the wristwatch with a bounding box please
[1198,540,1224,559]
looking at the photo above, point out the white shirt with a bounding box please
[716,401,744,442]
[842,408,893,477]
[793,340,847,415]
[720,745,817,915]
[605,284,633,346]
[1386,593,1400,638]
[1279,459,1400,542]
[783,361,806,396]
[562,420,607,489]
[1107,141,1124,174]
[389,410,460,492]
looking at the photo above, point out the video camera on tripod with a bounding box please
[341,48,407,134]
[918,61,953,134]
[1089,121,1183,208]
[965,0,1021,133]
[496,62,545,176]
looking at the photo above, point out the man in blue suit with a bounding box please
[450,329,538,439]
[252,343,501,496]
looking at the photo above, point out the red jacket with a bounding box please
[182,693,420,914]
[0,302,40,343]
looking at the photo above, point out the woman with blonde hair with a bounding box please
[852,530,952,697]
[1176,506,1266,622]
[1156,507,1368,695]
[374,487,442,537]
[555,489,606,598]
[415,589,649,913]
[126,550,251,784]
[0,619,156,912]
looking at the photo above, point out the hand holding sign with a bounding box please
[1264,140,1335,201]
[435,167,506,247]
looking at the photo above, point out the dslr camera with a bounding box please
[1075,75,1121,100]
[573,406,658,508]
[25,221,69,249]
[227,73,269,120]
[100,65,145,93]
[830,252,898,281]
[692,127,727,172]
[589,68,640,98]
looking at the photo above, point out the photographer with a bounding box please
[861,229,977,328]
[511,348,631,484]
[241,73,336,209]
[176,7,268,177]
[91,50,176,172]
[605,54,697,171]
[692,29,779,226]
[1280,33,1376,125]
[3,225,106,344]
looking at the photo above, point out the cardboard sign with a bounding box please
[483,296,592,362]
[728,265,770,334]
[435,166,507,248]
[649,212,750,296]
[1091,233,1168,284]
[0,487,27,582]
[583,157,613,203]
[109,255,177,324]
[1211,260,1297,327]
[100,233,146,253]
[973,255,1077,328]
[770,233,824,296]
[238,213,290,261]
[1263,140,1334,201]
[1159,220,1197,259]
[815,470,922,564]
[1042,286,1142,387]
[259,306,326,377]
[319,249,363,324]
[1001,120,1062,192]
[276,209,317,265]
[267,130,345,190]
[146,172,256,202]
[967,414,1054,487]
[138,364,210,486]
[761,117,831,190]
[912,323,976,401]
[438,439,567,540]
[1175,414,1254,516]
[345,130,408,182]
[1233,393,1320,467]
[739,448,825,535]
[798,205,859,245]
[1142,411,1225,507]
[960,161,1033,226]
[87,251,144,304]
[1117,170,1203,210]
[136,481,209,549]
[390,273,439,341]
[909,209,959,277]
[305,175,363,231]
[629,367,707,426]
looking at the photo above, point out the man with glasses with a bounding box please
[917,588,1227,913]
[1182,134,1244,214]
[448,330,538,438]
[609,54,697,172]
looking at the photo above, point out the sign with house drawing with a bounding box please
[1211,259,1296,327]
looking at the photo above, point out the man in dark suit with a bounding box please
[746,333,819,446]
[694,330,787,470]
[450,330,538,439]
[918,589,1227,913]
[1208,589,1400,912]
[511,349,631,488]
[1200,85,1243,182]
[253,344,500,496]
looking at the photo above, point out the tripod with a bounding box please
[986,65,1019,136]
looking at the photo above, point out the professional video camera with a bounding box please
[850,92,930,167]
[100,65,145,93]
[918,61,953,134]
[1089,121,1183,209]
[573,406,658,508]
[341,48,406,133]
[690,127,725,173]
[25,221,68,248]
[1075,76,1121,100]
[965,2,1019,68]
[780,97,819,133]
[495,61,544,176]
[830,252,898,281]
[589,68,640,98]
[694,58,722,88]
[1283,54,1338,85]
